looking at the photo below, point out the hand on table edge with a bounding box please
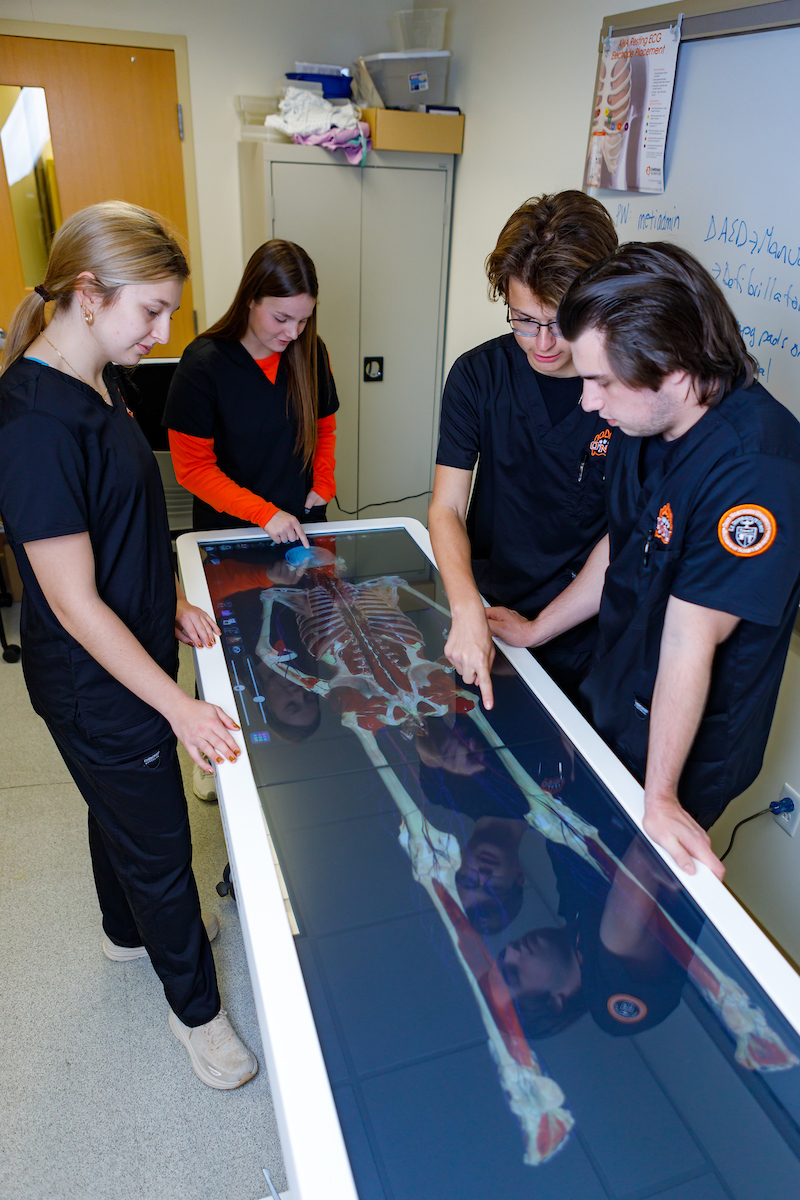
[174,577,220,648]
[484,605,537,649]
[486,534,610,653]
[642,792,725,881]
[24,534,243,777]
[168,689,242,776]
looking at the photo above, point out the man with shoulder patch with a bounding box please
[429,192,618,708]
[487,242,800,879]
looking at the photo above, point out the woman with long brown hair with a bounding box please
[164,238,338,547]
[164,239,338,800]
[0,201,257,1090]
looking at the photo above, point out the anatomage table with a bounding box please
[177,519,800,1200]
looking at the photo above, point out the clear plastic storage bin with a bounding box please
[390,8,447,51]
[361,50,450,109]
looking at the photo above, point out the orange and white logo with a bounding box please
[607,994,648,1024]
[655,502,673,545]
[718,504,777,557]
[589,428,612,456]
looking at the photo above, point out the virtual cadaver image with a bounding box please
[200,529,800,1191]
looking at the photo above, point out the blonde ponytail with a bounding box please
[3,292,50,372]
[2,200,189,374]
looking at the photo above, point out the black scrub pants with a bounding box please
[47,717,220,1027]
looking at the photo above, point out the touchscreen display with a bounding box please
[201,527,800,1200]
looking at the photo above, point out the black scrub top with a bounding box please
[163,336,339,530]
[580,376,800,822]
[0,357,177,736]
[436,334,612,615]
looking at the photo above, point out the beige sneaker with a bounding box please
[193,761,218,803]
[102,911,219,962]
[169,1007,258,1089]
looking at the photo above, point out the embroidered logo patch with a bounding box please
[589,427,612,456]
[607,994,648,1023]
[655,502,673,545]
[718,505,777,557]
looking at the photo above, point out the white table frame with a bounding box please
[177,516,800,1200]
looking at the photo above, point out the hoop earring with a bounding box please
[81,303,94,327]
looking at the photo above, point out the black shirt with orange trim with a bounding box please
[436,334,612,616]
[163,336,338,531]
[581,375,800,822]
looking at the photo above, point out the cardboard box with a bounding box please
[362,108,464,155]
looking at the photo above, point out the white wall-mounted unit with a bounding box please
[239,139,454,526]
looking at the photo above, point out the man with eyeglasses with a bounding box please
[487,243,800,879]
[429,192,618,708]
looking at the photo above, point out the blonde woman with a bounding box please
[0,202,257,1089]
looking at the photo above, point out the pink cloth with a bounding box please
[292,121,371,165]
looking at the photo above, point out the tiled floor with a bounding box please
[0,602,286,1200]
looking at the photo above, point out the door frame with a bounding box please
[0,18,205,331]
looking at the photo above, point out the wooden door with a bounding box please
[0,35,194,356]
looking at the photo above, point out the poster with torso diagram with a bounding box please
[585,24,680,193]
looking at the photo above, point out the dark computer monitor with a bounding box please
[117,358,179,451]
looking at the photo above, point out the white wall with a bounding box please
[711,635,800,966]
[0,0,400,321]
[421,0,667,370]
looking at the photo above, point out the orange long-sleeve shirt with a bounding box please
[169,351,337,528]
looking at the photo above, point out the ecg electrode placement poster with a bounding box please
[586,25,680,194]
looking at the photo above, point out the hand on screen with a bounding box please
[444,608,495,709]
[175,598,220,648]
[265,509,310,548]
[169,694,242,774]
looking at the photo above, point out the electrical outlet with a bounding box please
[773,782,800,836]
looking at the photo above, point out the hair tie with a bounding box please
[34,284,51,302]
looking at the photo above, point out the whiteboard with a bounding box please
[590,25,800,420]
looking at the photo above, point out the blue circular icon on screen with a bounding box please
[285,545,336,568]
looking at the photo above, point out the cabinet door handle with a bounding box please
[363,357,383,381]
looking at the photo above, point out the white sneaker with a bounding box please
[193,761,218,803]
[169,1007,258,1089]
[102,911,220,961]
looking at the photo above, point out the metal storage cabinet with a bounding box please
[238,139,454,525]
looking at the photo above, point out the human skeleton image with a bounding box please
[240,541,798,1167]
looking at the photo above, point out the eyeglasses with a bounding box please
[506,308,563,339]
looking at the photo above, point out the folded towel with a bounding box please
[265,87,362,137]
[292,122,372,165]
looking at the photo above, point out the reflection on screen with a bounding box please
[201,529,800,1197]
